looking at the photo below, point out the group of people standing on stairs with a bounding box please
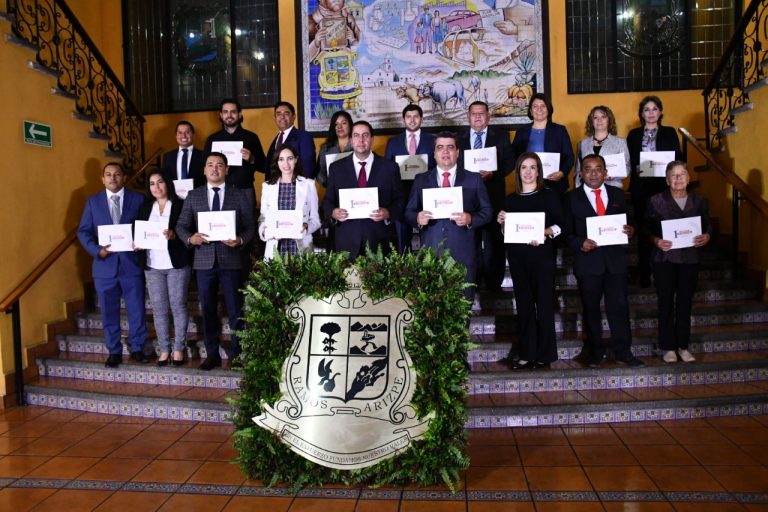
[77,94,712,375]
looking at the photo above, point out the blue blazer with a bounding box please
[77,188,144,278]
[511,122,575,195]
[384,131,437,169]
[266,128,317,179]
[405,168,492,274]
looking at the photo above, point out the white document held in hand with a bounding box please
[173,179,194,199]
[536,152,561,178]
[395,154,429,180]
[265,210,304,240]
[134,220,168,250]
[504,212,545,244]
[661,216,702,249]
[339,187,379,220]
[211,141,243,167]
[586,213,628,246]
[98,224,133,252]
[639,151,675,178]
[603,153,628,178]
[463,147,497,172]
[325,151,352,174]
[197,210,237,241]
[422,186,463,220]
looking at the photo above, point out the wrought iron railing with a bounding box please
[703,0,768,151]
[6,0,145,169]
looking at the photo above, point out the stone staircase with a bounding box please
[23,244,768,426]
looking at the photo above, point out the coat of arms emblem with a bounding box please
[254,269,433,469]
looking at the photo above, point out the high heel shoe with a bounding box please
[157,352,170,367]
[171,350,186,367]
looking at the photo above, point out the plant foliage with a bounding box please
[232,248,471,488]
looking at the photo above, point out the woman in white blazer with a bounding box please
[259,144,321,259]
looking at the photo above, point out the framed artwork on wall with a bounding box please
[297,0,549,134]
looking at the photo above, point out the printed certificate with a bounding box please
[422,186,464,220]
[197,210,236,241]
[264,210,304,240]
[211,141,243,167]
[395,154,429,180]
[325,151,352,174]
[464,147,497,172]
[603,153,628,178]
[586,213,628,246]
[504,212,545,244]
[639,151,675,178]
[536,152,561,178]
[339,187,379,220]
[133,220,167,250]
[661,216,702,249]
[97,224,133,252]
[173,179,194,199]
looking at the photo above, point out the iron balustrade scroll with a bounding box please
[704,0,768,151]
[7,0,145,169]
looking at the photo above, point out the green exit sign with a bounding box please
[23,120,52,148]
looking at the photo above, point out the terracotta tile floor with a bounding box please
[1,406,768,511]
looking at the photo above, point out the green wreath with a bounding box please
[232,248,471,489]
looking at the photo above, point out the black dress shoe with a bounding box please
[199,356,222,371]
[508,360,535,370]
[585,354,605,368]
[105,354,122,368]
[534,361,551,369]
[616,354,645,368]
[130,351,149,364]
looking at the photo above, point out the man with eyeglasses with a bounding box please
[322,120,404,260]
[406,131,492,300]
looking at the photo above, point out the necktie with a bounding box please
[442,172,451,188]
[181,148,189,180]
[358,161,367,188]
[473,131,483,149]
[593,189,606,216]
[276,131,284,148]
[212,187,221,211]
[110,195,120,224]
[408,133,417,155]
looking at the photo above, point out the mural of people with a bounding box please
[414,21,424,54]
[419,6,433,54]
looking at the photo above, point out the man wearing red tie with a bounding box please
[405,131,492,300]
[265,101,317,178]
[322,120,404,260]
[565,154,644,368]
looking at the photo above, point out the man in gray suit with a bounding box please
[176,152,256,370]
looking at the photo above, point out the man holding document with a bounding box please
[565,154,644,368]
[405,131,492,300]
[77,163,148,368]
[175,152,256,370]
[161,120,205,196]
[323,120,404,260]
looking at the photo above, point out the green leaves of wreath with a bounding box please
[232,248,470,489]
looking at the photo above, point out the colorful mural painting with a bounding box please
[300,0,547,133]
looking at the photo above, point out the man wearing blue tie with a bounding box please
[77,163,148,367]
[161,121,205,189]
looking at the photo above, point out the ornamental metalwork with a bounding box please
[7,0,145,169]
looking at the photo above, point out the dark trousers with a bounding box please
[477,223,505,291]
[196,264,244,359]
[577,272,633,359]
[653,261,699,350]
[507,249,557,363]
[95,274,148,355]
[395,220,413,253]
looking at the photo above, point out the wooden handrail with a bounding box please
[0,147,163,312]
[679,127,768,217]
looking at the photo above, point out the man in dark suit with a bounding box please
[175,152,256,370]
[264,101,317,179]
[406,131,493,300]
[565,154,644,368]
[384,104,436,253]
[458,101,515,292]
[77,162,148,367]
[203,98,265,199]
[322,120,404,260]
[161,120,205,190]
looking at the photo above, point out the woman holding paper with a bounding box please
[575,105,630,189]
[627,95,684,287]
[645,161,711,363]
[259,144,321,259]
[316,110,353,187]
[497,152,563,369]
[137,170,192,366]
[510,93,574,196]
